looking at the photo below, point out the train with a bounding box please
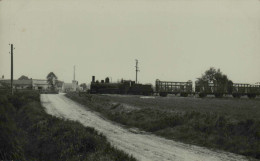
[89,76,260,98]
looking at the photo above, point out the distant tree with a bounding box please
[80,83,87,91]
[46,72,58,88]
[18,75,29,80]
[202,67,231,82]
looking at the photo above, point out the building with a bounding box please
[0,79,32,89]
[0,79,64,92]
[32,79,50,90]
[61,65,81,92]
[32,79,64,92]
[62,80,79,92]
[56,80,64,92]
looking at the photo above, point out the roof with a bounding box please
[0,79,65,87]
[0,79,32,85]
[32,79,48,85]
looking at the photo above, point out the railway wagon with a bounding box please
[195,82,232,98]
[90,76,153,95]
[232,83,260,98]
[195,81,260,98]
[155,79,193,97]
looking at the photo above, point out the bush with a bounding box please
[66,92,260,159]
[0,95,25,160]
[0,91,136,161]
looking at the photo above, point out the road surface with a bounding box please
[40,94,249,161]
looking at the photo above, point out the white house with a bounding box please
[62,80,79,92]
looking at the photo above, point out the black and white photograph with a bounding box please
[0,0,260,160]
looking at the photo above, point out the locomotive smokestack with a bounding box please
[92,76,95,83]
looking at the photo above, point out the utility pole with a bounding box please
[73,65,75,81]
[135,59,139,83]
[10,44,14,95]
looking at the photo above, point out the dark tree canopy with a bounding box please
[46,72,58,87]
[197,67,231,83]
[80,83,87,90]
[18,75,29,80]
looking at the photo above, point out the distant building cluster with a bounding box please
[62,80,80,92]
[0,77,81,93]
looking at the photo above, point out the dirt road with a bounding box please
[40,94,248,161]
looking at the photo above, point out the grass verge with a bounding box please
[66,92,260,160]
[0,91,136,161]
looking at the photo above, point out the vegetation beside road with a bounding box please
[66,92,260,160]
[0,91,136,161]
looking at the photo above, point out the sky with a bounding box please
[0,0,260,86]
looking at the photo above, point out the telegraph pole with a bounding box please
[73,65,75,81]
[10,44,14,95]
[135,59,139,83]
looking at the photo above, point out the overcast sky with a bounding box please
[0,0,260,85]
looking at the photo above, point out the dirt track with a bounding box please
[40,94,248,161]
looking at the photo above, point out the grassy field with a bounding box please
[100,94,260,121]
[66,93,260,160]
[0,91,136,161]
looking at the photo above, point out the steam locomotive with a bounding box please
[90,76,153,95]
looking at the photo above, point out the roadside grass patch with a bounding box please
[66,92,260,159]
[0,91,136,161]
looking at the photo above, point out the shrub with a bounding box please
[66,92,260,159]
[0,91,136,161]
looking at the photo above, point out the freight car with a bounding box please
[231,83,260,98]
[90,76,153,95]
[195,81,260,98]
[155,79,193,97]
